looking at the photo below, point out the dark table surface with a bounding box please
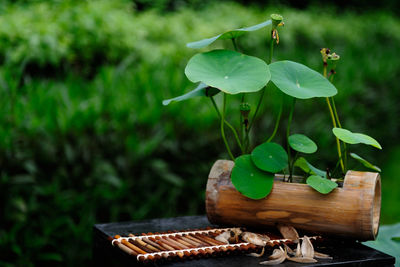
[93,215,395,266]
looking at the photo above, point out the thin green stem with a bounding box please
[329,74,347,171]
[290,152,299,182]
[286,98,296,180]
[210,97,243,153]
[247,30,276,135]
[266,100,283,143]
[326,97,344,173]
[210,96,221,118]
[240,93,245,151]
[248,88,265,132]
[330,96,347,171]
[221,93,235,160]
[269,38,274,64]
[330,97,342,128]
[232,38,238,51]
[324,68,344,173]
[226,121,244,154]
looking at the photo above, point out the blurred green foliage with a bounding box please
[0,0,399,265]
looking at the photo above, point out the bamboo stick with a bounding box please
[184,234,209,246]
[177,236,201,247]
[170,236,195,248]
[164,237,187,250]
[113,240,138,256]
[129,240,154,253]
[141,237,165,251]
[196,233,226,246]
[114,235,147,255]
[150,237,175,251]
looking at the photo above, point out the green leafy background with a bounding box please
[0,0,399,265]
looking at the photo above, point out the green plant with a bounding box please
[164,13,382,198]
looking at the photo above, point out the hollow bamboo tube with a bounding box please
[206,160,382,241]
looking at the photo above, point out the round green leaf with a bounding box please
[332,128,382,149]
[231,155,274,199]
[306,175,338,194]
[185,50,270,95]
[288,134,317,154]
[269,60,337,99]
[350,153,381,172]
[186,19,272,49]
[251,142,288,173]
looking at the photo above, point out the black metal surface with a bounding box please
[93,215,395,266]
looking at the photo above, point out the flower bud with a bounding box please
[271,14,283,28]
[240,103,251,118]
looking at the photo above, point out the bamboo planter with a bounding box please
[206,160,381,241]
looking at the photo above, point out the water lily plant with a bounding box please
[163,14,382,199]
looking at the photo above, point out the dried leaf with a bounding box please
[301,236,314,258]
[241,232,267,246]
[268,248,283,260]
[216,228,242,244]
[287,257,318,263]
[295,242,301,257]
[260,247,286,265]
[248,247,265,258]
[215,232,230,244]
[277,224,299,240]
[314,251,333,259]
[229,228,243,243]
[259,234,271,242]
[284,244,295,256]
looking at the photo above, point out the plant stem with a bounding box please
[326,97,344,173]
[221,93,235,160]
[232,38,238,51]
[290,152,299,182]
[286,98,296,180]
[210,96,243,153]
[240,93,245,150]
[266,99,283,143]
[248,88,265,132]
[247,33,275,132]
[323,67,345,173]
[329,74,347,171]
[269,38,274,64]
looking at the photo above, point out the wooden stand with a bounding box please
[206,160,381,241]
